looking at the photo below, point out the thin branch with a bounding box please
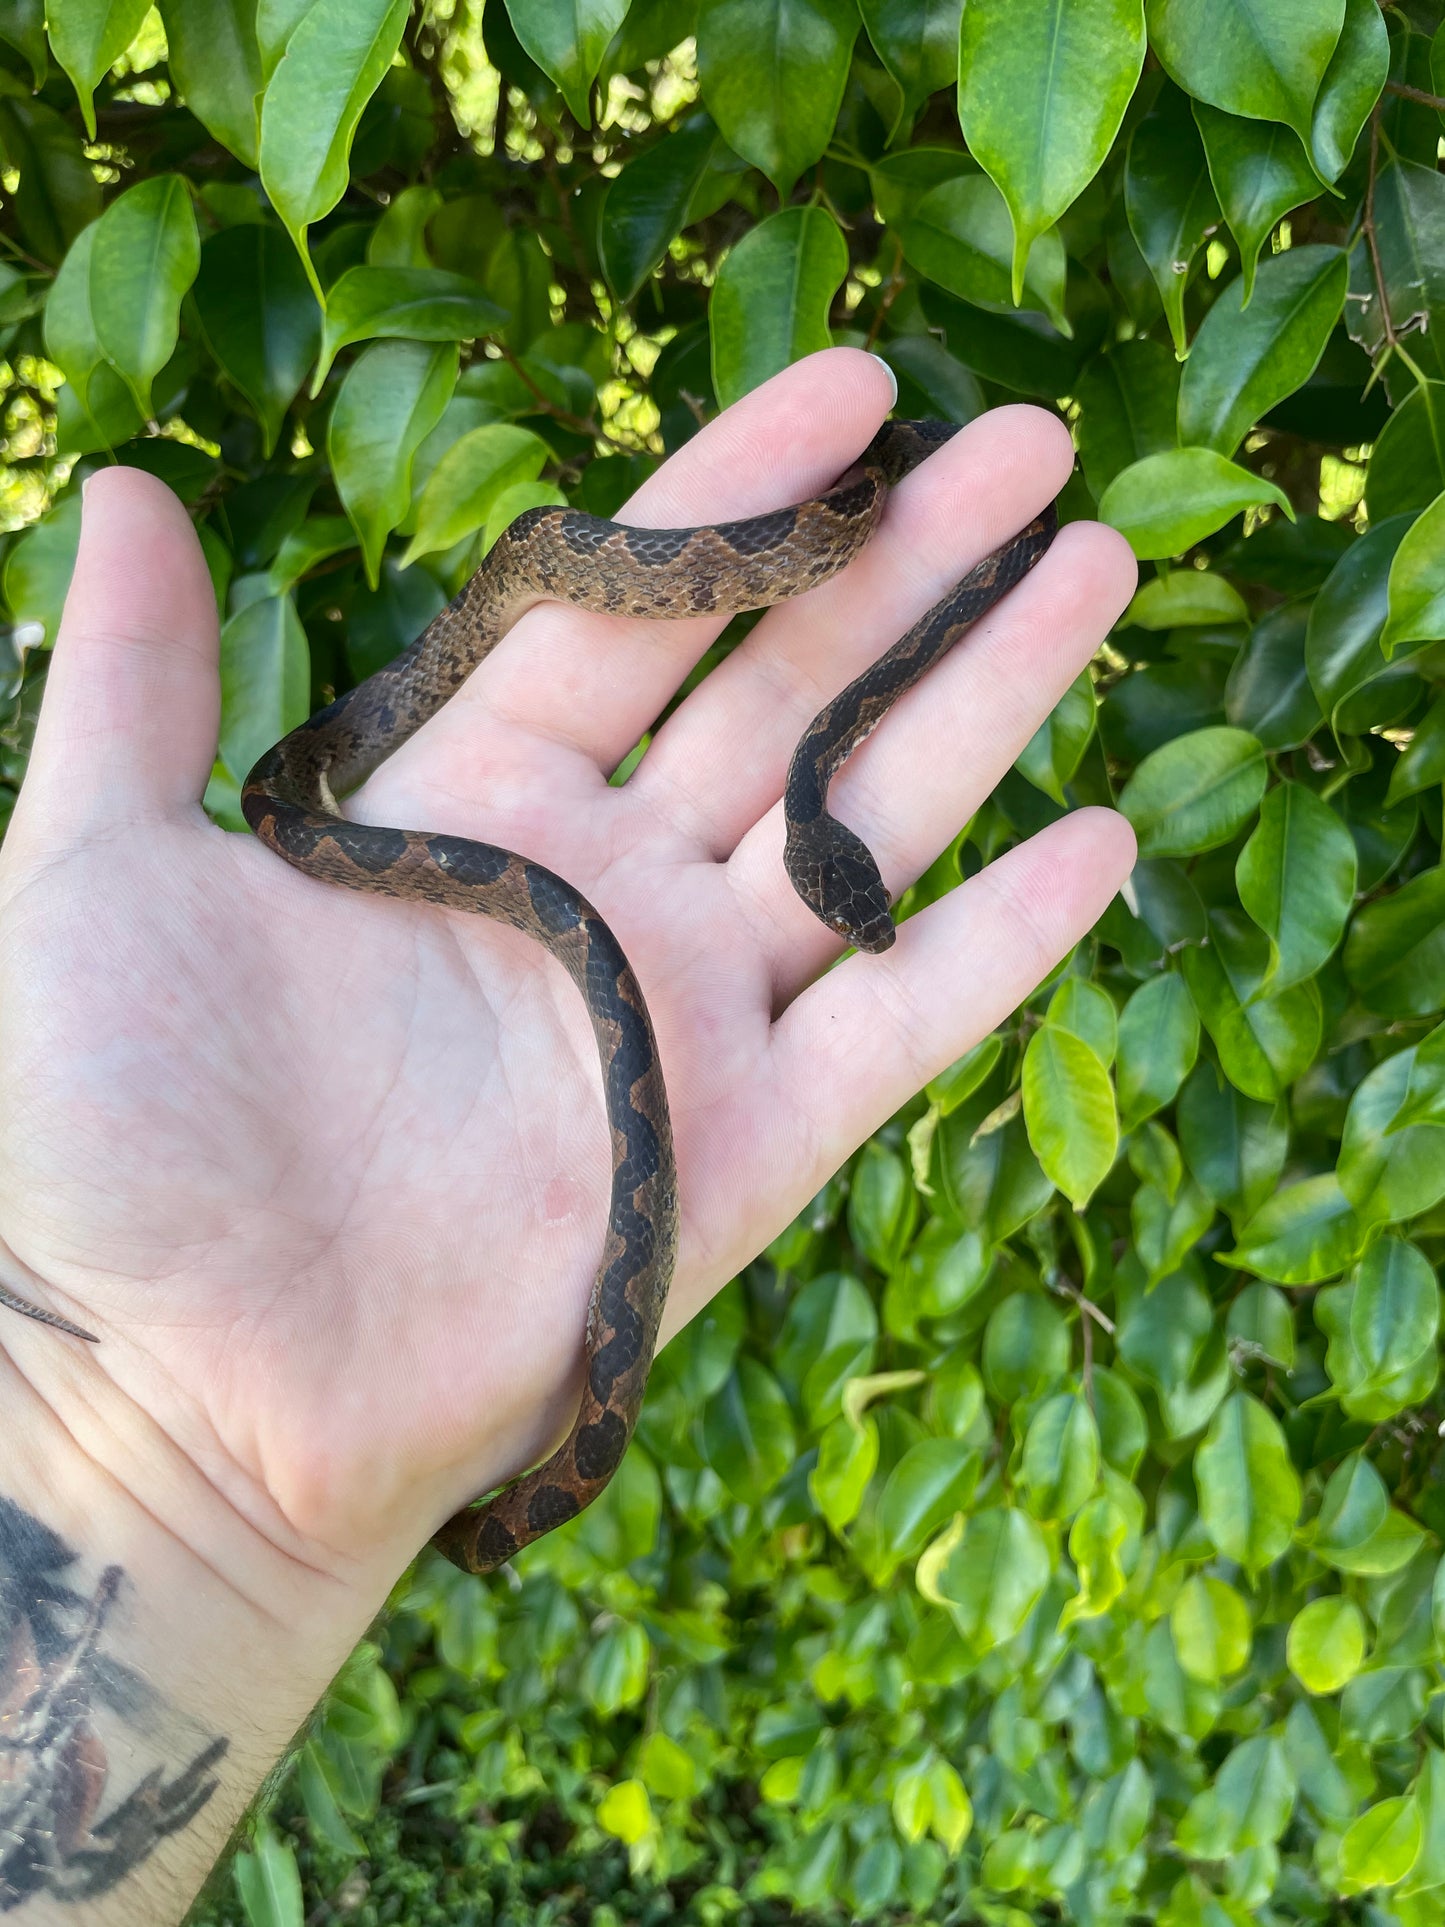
[494,342,604,441]
[863,235,907,353]
[1362,107,1398,356]
[1386,78,1445,110]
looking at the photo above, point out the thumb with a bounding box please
[12,466,221,851]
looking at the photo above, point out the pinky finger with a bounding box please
[769,809,1137,1170]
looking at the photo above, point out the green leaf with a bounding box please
[1124,569,1247,630]
[1099,448,1291,559]
[702,1358,797,1501]
[191,221,320,456]
[1309,0,1387,183]
[219,592,310,785]
[1349,1237,1439,1388]
[232,1822,305,1927]
[1073,338,1179,498]
[1193,101,1320,306]
[1171,1573,1251,1682]
[982,1292,1070,1403]
[1224,606,1322,751]
[600,116,722,302]
[1019,1392,1100,1521]
[1365,381,1445,522]
[503,0,632,125]
[1317,1286,1440,1427]
[1176,1735,1296,1857]
[1118,725,1266,858]
[1224,1173,1361,1284]
[1116,973,1199,1131]
[0,0,46,86]
[1227,1279,1295,1368]
[258,0,411,297]
[157,0,265,165]
[878,1437,980,1556]
[47,0,151,138]
[1306,513,1419,736]
[1124,85,1221,355]
[1338,1796,1423,1896]
[1386,693,1445,807]
[401,424,550,566]
[1195,1392,1300,1573]
[902,174,1069,334]
[1287,1596,1366,1694]
[596,1778,654,1845]
[1021,1027,1118,1209]
[925,1507,1051,1655]
[710,204,849,408]
[1015,669,1095,802]
[1338,1052,1445,1229]
[696,0,858,198]
[87,175,200,418]
[0,93,101,265]
[1181,912,1322,1102]
[956,0,1145,305]
[328,339,457,586]
[1344,865,1445,1017]
[858,0,960,134]
[1382,490,1445,658]
[1347,158,1445,385]
[848,1140,920,1273]
[1144,0,1346,146]
[1047,977,1118,1066]
[1,492,81,647]
[810,1414,879,1531]
[1177,246,1347,456]
[1235,781,1356,990]
[314,267,507,392]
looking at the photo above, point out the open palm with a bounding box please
[0,350,1135,1586]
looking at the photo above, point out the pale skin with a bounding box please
[0,348,1136,1921]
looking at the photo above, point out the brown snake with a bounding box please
[4,419,1056,1574]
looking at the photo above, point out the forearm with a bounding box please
[0,1339,378,1925]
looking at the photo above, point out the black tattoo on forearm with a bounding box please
[0,1493,228,1910]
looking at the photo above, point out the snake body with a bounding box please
[5,419,1057,1573]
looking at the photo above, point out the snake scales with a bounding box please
[4,417,1056,1573]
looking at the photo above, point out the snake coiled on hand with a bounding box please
[8,418,1056,1573]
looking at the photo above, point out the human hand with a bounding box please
[0,347,1135,1590]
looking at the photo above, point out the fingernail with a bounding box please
[869,351,898,409]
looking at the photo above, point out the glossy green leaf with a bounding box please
[1073,337,1179,498]
[1344,866,1445,1017]
[503,0,632,125]
[1224,1173,1361,1283]
[1118,725,1266,858]
[1144,0,1346,146]
[232,1823,305,1927]
[401,424,550,566]
[1100,448,1291,559]
[878,1437,979,1556]
[702,1358,797,1502]
[902,174,1069,334]
[1171,1574,1251,1682]
[1181,912,1322,1102]
[600,116,722,302]
[1224,606,1321,751]
[696,0,858,197]
[1235,781,1356,990]
[1338,1052,1445,1230]
[956,0,1145,304]
[1116,974,1199,1131]
[157,0,265,165]
[1,492,81,647]
[1365,381,1445,522]
[1287,1596,1366,1694]
[1338,1796,1423,1896]
[1382,490,1445,658]
[191,221,320,455]
[1177,246,1347,456]
[1195,1392,1300,1572]
[1021,1026,1118,1209]
[1020,1392,1100,1521]
[1317,1286,1439,1426]
[1347,158,1445,384]
[47,0,151,138]
[1178,1066,1286,1225]
[858,0,960,133]
[1306,513,1417,735]
[1386,694,1445,807]
[0,92,101,265]
[710,205,848,408]
[314,267,507,391]
[87,175,200,417]
[1193,101,1320,305]
[1124,570,1247,630]
[1015,670,1094,803]
[218,592,310,784]
[848,1141,920,1272]
[258,0,411,295]
[1310,0,1387,183]
[328,339,457,586]
[1124,87,1221,355]
[925,1506,1051,1654]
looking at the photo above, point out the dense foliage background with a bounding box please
[3,0,1445,1921]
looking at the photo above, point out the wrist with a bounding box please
[0,1337,380,1924]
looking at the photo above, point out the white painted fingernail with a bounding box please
[869,351,898,408]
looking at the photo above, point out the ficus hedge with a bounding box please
[3,1,1445,1923]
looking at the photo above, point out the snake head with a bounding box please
[789,818,896,955]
